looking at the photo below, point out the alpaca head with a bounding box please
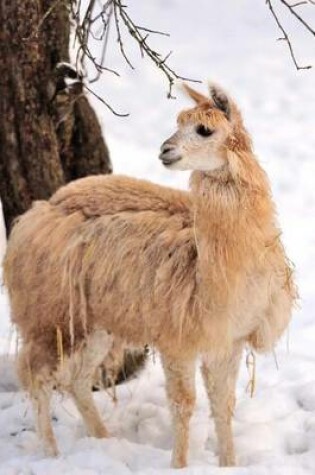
[159,83,250,172]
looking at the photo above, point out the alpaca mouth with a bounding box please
[161,156,182,166]
[159,149,182,166]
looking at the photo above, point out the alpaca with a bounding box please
[3,83,296,468]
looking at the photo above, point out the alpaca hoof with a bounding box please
[171,455,187,469]
[219,454,235,467]
[44,444,59,458]
[94,426,109,439]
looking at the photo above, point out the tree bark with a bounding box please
[0,0,111,234]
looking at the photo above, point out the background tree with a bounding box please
[0,0,111,234]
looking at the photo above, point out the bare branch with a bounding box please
[84,84,129,116]
[290,1,308,7]
[279,0,315,37]
[112,1,134,69]
[112,0,200,98]
[89,3,114,82]
[69,0,200,108]
[265,0,312,70]
[136,26,170,37]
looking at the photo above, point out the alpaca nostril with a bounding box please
[160,143,176,154]
[161,147,173,155]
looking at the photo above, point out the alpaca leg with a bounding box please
[17,346,58,456]
[70,379,108,438]
[162,356,196,469]
[31,380,58,457]
[69,330,113,438]
[201,342,243,467]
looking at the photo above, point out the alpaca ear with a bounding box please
[182,83,208,104]
[209,83,231,119]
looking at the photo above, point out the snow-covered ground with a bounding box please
[1,0,315,473]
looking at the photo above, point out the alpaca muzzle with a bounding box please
[159,142,182,166]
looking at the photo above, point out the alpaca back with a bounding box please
[50,175,191,217]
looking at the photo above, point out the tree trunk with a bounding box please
[0,0,111,234]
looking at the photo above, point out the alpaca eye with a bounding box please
[195,124,213,137]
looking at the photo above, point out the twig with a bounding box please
[136,26,170,37]
[265,0,312,70]
[84,84,129,116]
[90,3,115,82]
[279,0,315,36]
[69,0,200,110]
[290,1,308,6]
[112,1,134,69]
[112,0,200,98]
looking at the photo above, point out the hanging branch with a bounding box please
[84,84,130,116]
[69,0,117,78]
[265,0,314,70]
[278,0,315,37]
[111,0,199,98]
[69,0,200,101]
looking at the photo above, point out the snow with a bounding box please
[1,0,315,473]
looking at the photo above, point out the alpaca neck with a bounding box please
[190,149,275,313]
